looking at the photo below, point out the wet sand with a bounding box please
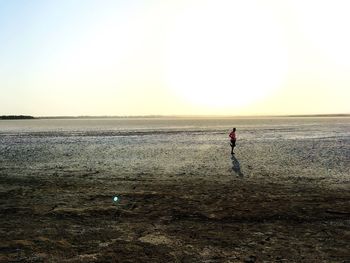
[1,169,350,262]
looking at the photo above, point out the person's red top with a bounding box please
[229,131,236,140]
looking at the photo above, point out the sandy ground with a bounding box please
[1,118,349,262]
[1,168,350,263]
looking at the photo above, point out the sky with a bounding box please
[0,0,349,116]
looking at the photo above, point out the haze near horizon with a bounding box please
[1,0,349,116]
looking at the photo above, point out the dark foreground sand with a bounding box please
[1,169,350,263]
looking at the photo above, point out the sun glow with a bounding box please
[291,1,350,67]
[165,1,289,109]
[1,0,349,116]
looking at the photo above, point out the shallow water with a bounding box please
[0,117,349,182]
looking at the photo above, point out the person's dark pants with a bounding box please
[230,139,236,153]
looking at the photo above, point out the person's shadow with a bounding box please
[231,154,243,177]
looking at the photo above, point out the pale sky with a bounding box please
[1,0,349,116]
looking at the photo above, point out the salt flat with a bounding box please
[1,117,349,262]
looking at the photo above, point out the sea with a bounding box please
[0,117,349,182]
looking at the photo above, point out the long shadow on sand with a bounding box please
[231,154,243,176]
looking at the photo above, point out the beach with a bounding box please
[1,117,349,262]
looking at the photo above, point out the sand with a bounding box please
[1,170,350,262]
[1,117,349,262]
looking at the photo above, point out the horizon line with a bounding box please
[2,113,350,119]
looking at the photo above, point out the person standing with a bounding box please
[229,128,236,154]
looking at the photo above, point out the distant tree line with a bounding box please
[0,115,35,120]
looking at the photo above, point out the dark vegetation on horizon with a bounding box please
[0,115,35,120]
